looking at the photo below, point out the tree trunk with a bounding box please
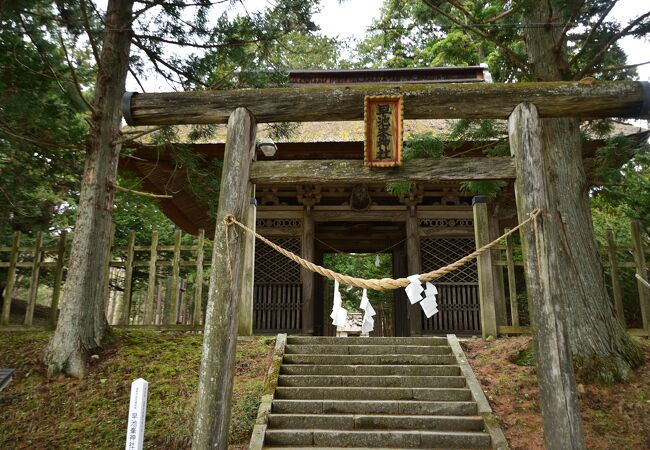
[522,1,642,382]
[43,0,134,378]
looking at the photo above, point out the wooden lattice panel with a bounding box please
[253,237,303,333]
[421,238,478,283]
[254,238,302,283]
[420,238,480,334]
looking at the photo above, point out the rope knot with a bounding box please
[223,214,236,226]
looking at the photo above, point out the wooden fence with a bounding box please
[0,227,212,328]
[491,218,649,337]
[0,218,648,336]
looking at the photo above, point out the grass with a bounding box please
[0,329,273,450]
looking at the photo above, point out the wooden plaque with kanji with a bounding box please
[364,95,403,167]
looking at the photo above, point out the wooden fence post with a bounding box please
[193,107,256,450]
[1,231,21,326]
[102,224,115,323]
[120,230,136,325]
[631,219,649,337]
[605,229,626,327]
[24,231,43,326]
[49,231,68,328]
[144,230,158,325]
[504,228,520,327]
[192,229,205,326]
[509,102,585,449]
[473,196,498,339]
[168,229,182,324]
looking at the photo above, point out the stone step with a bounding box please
[283,354,457,366]
[280,364,460,376]
[284,344,451,355]
[278,374,467,388]
[264,429,491,448]
[264,447,487,450]
[271,399,479,416]
[274,386,472,401]
[287,336,449,346]
[267,413,485,431]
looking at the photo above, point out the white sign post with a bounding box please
[125,378,148,450]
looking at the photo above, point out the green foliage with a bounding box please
[0,1,90,241]
[323,253,393,312]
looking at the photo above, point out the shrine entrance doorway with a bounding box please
[313,219,409,338]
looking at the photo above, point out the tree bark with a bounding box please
[522,1,642,382]
[43,0,134,378]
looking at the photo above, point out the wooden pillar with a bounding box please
[193,107,256,450]
[406,211,422,336]
[238,185,256,336]
[301,210,315,334]
[144,230,158,325]
[193,229,205,326]
[631,219,649,336]
[1,231,21,326]
[24,231,43,326]
[472,197,498,339]
[605,229,625,328]
[488,205,507,326]
[49,231,68,328]
[509,102,585,449]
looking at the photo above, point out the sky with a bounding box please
[125,0,650,91]
[313,0,650,81]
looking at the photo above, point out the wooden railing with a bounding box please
[0,227,212,328]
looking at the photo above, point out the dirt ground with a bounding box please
[463,336,650,450]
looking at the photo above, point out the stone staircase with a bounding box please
[251,335,506,450]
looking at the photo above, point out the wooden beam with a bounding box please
[251,157,514,184]
[193,107,256,450]
[509,102,585,449]
[124,81,650,125]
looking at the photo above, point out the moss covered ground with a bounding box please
[0,329,273,449]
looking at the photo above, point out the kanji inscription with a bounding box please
[364,95,403,167]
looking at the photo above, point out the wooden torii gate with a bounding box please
[123,80,650,450]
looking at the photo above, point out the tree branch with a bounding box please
[599,59,650,73]
[568,1,616,67]
[112,126,163,145]
[133,37,208,88]
[556,0,585,50]
[574,11,650,80]
[18,15,88,112]
[128,67,147,92]
[79,0,102,69]
[112,183,173,199]
[422,0,528,71]
[135,34,263,49]
[57,32,96,113]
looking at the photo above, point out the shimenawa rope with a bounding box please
[224,209,541,291]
